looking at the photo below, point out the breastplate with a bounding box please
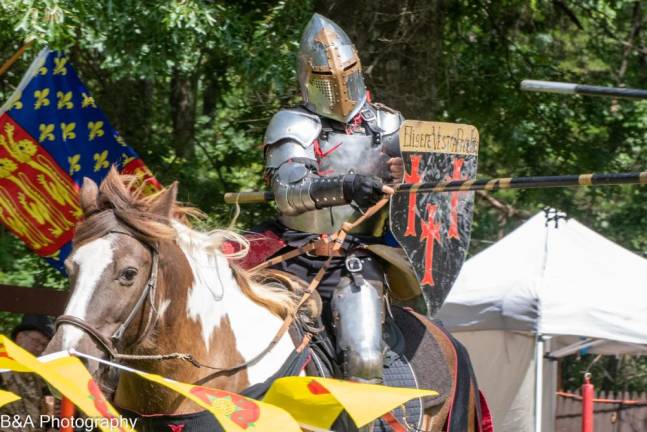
[279,126,392,236]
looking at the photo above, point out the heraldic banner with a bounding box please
[0,48,160,271]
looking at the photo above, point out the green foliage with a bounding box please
[562,353,647,393]
[438,0,646,255]
[0,0,312,334]
[0,0,645,387]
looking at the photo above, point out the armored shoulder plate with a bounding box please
[264,108,322,147]
[364,102,403,157]
[373,103,403,136]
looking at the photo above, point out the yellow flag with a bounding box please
[0,340,30,372]
[0,335,135,432]
[264,376,438,429]
[0,388,20,408]
[44,355,137,432]
[134,370,301,432]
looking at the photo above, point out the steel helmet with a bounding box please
[297,14,367,123]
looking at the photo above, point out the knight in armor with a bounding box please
[263,14,406,384]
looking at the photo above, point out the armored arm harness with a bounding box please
[264,109,353,216]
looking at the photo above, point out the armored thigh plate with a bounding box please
[331,255,385,383]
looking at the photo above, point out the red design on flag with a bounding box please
[87,379,128,431]
[445,158,465,240]
[122,158,162,193]
[404,155,422,237]
[307,380,331,395]
[190,386,260,429]
[0,114,79,256]
[420,204,441,286]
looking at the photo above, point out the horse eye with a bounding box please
[119,268,138,285]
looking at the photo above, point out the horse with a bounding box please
[44,168,487,432]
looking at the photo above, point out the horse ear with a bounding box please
[80,177,99,216]
[150,182,178,219]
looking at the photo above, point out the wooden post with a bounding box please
[60,397,74,432]
[582,373,594,432]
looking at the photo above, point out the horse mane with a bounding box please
[74,167,296,319]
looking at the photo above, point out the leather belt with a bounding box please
[309,238,345,257]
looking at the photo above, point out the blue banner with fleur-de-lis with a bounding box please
[0,48,160,271]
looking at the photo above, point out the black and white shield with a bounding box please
[390,120,479,316]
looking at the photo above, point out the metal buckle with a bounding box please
[360,106,376,121]
[345,256,363,272]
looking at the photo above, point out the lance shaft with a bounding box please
[521,80,647,100]
[399,171,646,194]
[224,171,646,204]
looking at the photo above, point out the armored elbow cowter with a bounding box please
[271,162,347,216]
[263,104,397,233]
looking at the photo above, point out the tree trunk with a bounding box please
[315,0,446,120]
[170,69,197,158]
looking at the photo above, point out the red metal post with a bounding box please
[582,373,594,432]
[60,397,74,432]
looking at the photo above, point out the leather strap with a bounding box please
[55,315,118,357]
[55,236,160,357]
[55,196,389,374]
[309,238,344,256]
[249,242,317,272]
[112,251,159,343]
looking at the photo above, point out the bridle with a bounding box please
[53,197,389,371]
[52,200,375,371]
[55,230,161,361]
[53,227,299,371]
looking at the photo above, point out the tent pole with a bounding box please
[534,334,545,432]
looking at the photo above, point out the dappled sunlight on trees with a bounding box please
[0,0,645,391]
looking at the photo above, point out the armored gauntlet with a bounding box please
[272,162,384,216]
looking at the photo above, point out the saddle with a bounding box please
[256,269,450,432]
[236,235,489,431]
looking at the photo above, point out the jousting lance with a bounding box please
[224,171,647,204]
[521,79,647,100]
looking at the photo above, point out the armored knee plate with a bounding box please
[331,255,384,383]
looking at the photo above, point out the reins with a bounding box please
[55,196,390,374]
[56,230,162,360]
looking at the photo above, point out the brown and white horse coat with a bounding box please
[45,169,489,431]
[46,170,296,415]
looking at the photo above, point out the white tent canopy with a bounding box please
[436,210,647,431]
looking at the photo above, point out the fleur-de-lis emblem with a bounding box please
[115,133,127,147]
[34,88,50,109]
[88,121,104,141]
[53,57,68,75]
[38,123,55,142]
[81,92,96,108]
[93,150,109,172]
[60,122,76,141]
[56,91,74,109]
[68,154,81,175]
[45,250,61,260]
[39,66,48,75]
[122,153,135,165]
[12,99,22,110]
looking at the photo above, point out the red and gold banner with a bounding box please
[0,48,160,270]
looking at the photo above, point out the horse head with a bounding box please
[44,168,297,414]
[44,169,178,393]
